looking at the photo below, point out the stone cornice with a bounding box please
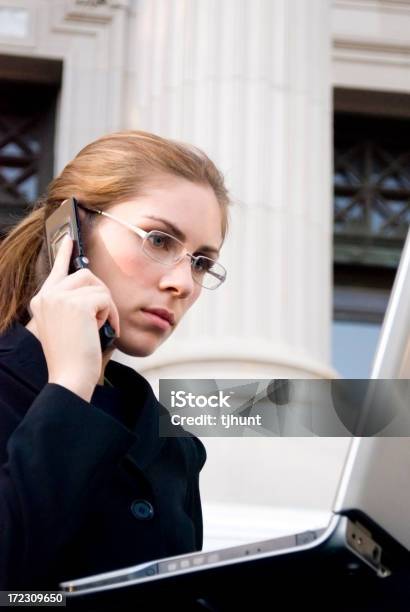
[63,0,129,25]
[75,0,129,8]
[334,37,410,56]
[334,0,410,15]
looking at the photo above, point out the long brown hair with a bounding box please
[0,130,230,334]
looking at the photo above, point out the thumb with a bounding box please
[44,233,73,285]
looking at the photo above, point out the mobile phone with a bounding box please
[44,196,117,352]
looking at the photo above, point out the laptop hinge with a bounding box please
[345,519,391,578]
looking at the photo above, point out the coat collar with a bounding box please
[0,320,168,471]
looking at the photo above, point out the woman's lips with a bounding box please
[140,309,172,331]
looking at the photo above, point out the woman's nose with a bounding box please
[158,256,196,296]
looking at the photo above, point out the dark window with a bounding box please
[332,89,410,377]
[334,112,410,270]
[0,55,61,238]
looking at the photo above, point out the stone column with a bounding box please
[119,0,336,384]
[119,0,349,547]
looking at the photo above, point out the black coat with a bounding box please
[0,321,207,590]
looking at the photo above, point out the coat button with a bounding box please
[130,499,154,520]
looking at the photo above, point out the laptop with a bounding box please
[60,227,410,601]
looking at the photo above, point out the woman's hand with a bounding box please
[29,234,120,402]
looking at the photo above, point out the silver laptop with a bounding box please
[61,227,410,598]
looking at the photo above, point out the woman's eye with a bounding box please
[193,257,212,273]
[148,233,168,249]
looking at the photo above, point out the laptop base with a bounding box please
[64,516,410,611]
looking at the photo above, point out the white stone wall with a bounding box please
[1,0,409,551]
[332,0,410,93]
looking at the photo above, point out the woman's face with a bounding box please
[86,177,223,357]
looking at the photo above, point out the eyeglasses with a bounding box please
[77,203,227,290]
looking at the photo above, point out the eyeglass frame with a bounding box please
[76,202,227,290]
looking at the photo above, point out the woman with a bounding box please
[0,130,230,590]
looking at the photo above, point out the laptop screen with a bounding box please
[370,226,410,379]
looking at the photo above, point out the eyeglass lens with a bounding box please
[142,231,224,289]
